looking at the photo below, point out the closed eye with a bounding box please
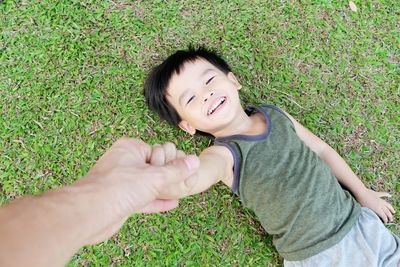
[186,95,195,105]
[206,76,215,85]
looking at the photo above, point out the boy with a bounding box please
[144,47,400,266]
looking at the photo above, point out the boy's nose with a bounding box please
[203,92,214,102]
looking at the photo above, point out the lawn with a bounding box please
[0,0,399,266]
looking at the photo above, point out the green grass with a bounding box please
[1,0,399,265]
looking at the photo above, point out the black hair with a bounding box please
[144,46,232,126]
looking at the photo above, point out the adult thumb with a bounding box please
[162,155,200,184]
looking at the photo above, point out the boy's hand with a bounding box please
[356,188,395,223]
[150,142,198,199]
[150,142,187,165]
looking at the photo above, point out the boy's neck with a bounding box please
[211,109,267,138]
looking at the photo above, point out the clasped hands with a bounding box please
[77,138,200,244]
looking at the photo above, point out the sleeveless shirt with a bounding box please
[214,105,361,260]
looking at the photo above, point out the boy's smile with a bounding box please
[207,96,226,116]
[166,58,244,136]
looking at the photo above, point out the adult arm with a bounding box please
[0,138,200,267]
[283,111,395,223]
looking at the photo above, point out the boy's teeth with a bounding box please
[208,97,226,115]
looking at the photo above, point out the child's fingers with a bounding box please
[386,202,395,214]
[376,208,388,224]
[150,144,165,166]
[177,150,186,159]
[150,142,180,166]
[162,142,177,163]
[383,206,394,222]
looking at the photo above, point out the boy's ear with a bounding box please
[178,120,196,135]
[227,72,242,90]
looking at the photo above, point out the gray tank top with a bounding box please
[215,105,361,260]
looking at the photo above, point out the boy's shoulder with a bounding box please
[253,104,292,121]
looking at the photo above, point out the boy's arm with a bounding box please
[283,111,395,223]
[150,143,234,199]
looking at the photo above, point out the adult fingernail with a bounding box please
[183,155,200,172]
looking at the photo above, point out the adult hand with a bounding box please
[79,138,200,244]
[0,137,200,267]
[149,142,199,199]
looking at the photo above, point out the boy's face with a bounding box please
[166,58,243,135]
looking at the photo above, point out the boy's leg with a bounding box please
[284,207,400,267]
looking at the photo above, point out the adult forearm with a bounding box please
[0,138,200,266]
[319,145,368,198]
[0,182,108,267]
